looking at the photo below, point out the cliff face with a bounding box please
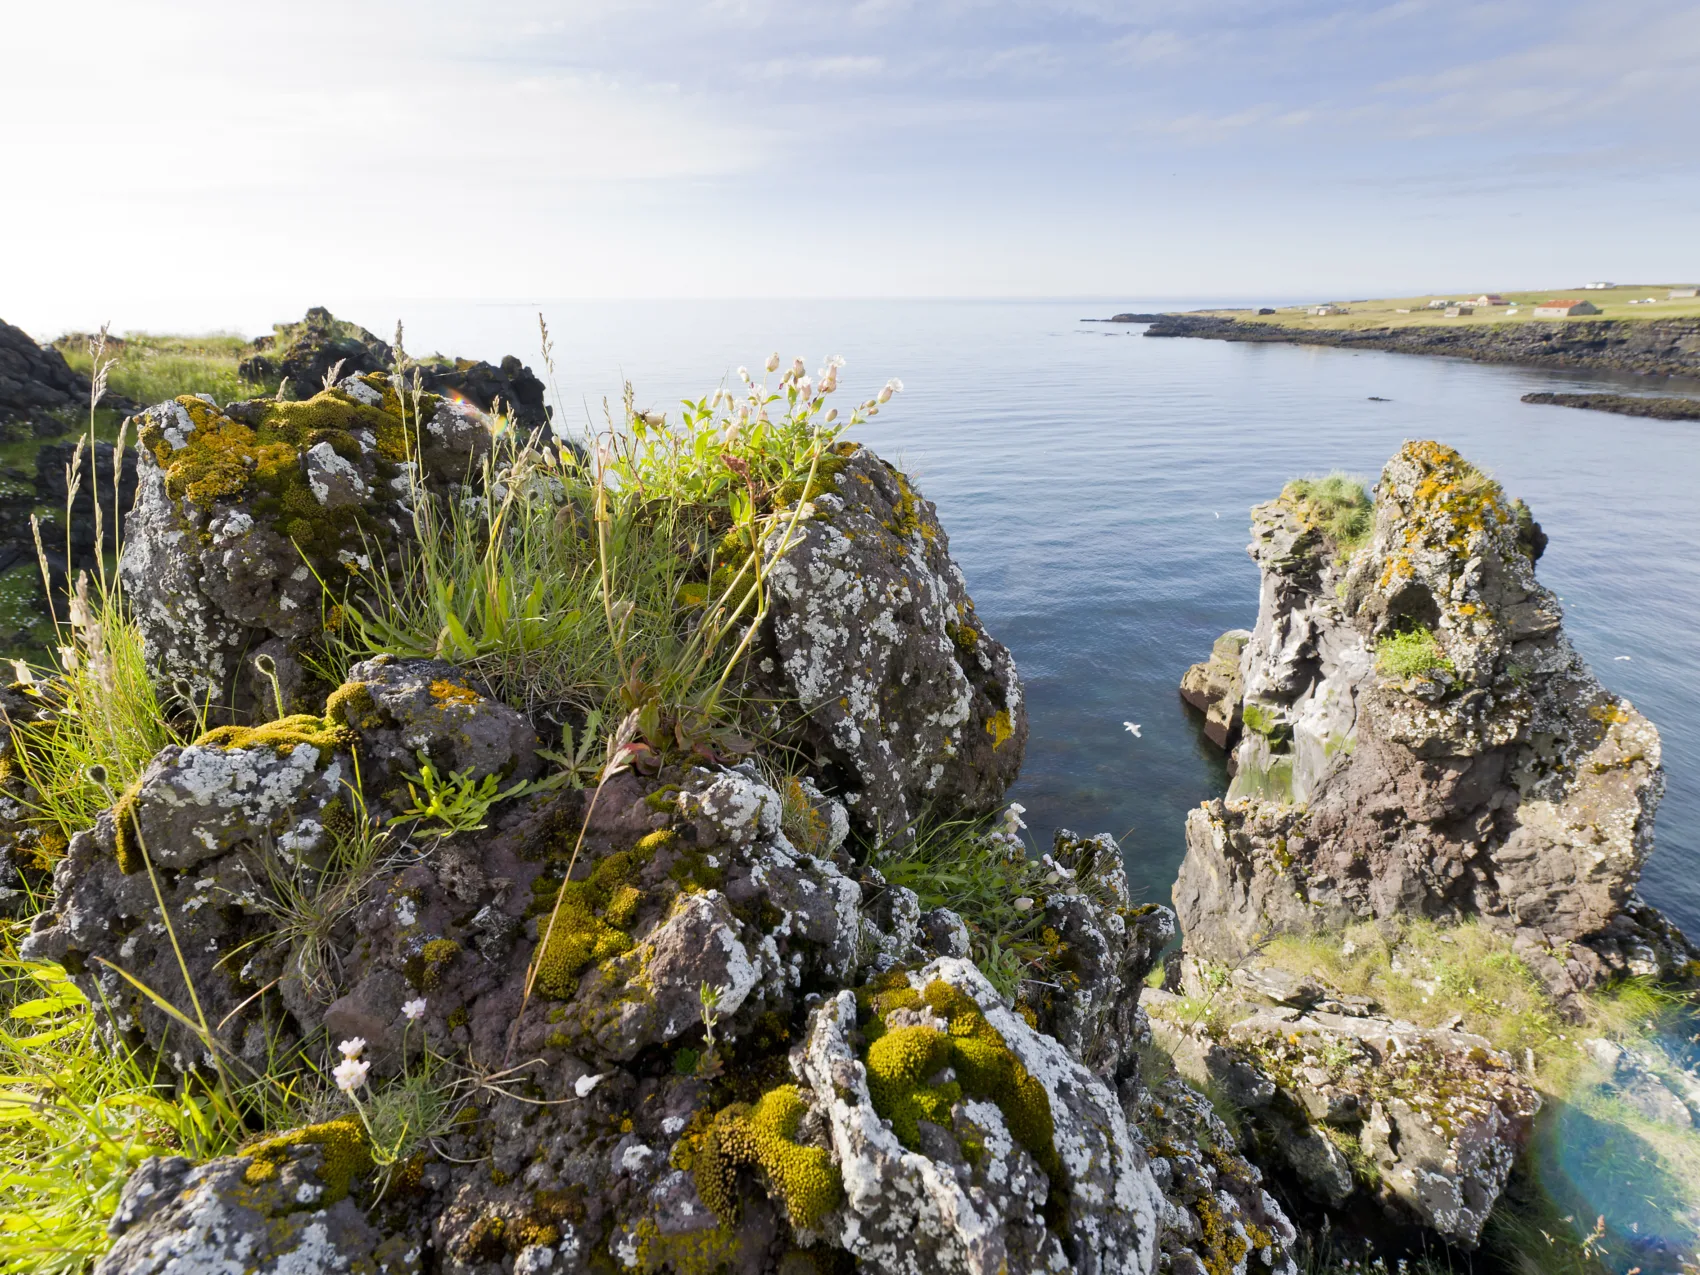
[1145,313,1700,378]
[1175,441,1692,1000]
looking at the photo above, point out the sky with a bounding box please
[5,0,1699,332]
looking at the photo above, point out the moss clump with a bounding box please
[324,680,381,730]
[193,713,352,757]
[861,977,1062,1183]
[1239,702,1289,743]
[532,846,650,999]
[408,938,461,989]
[242,1116,372,1204]
[112,778,145,875]
[693,1085,842,1231]
[1281,472,1373,555]
[1375,626,1455,680]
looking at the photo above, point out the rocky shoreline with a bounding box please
[1143,313,1700,378]
[0,308,1695,1272]
[1521,390,1700,420]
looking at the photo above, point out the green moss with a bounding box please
[861,977,1062,1183]
[324,680,380,730]
[533,846,651,999]
[408,938,461,989]
[242,1116,372,1204]
[624,1216,743,1274]
[192,713,352,757]
[692,1085,842,1231]
[1239,702,1288,742]
[112,778,145,875]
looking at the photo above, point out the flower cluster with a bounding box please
[333,1037,369,1093]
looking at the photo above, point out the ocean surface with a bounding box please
[375,298,1700,936]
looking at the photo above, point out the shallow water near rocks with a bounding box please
[380,298,1700,936]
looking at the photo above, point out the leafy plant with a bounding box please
[389,752,548,838]
[1375,625,1455,680]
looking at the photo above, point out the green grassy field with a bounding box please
[1193,283,1700,331]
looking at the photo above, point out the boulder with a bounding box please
[242,307,551,428]
[97,1138,422,1275]
[0,317,88,436]
[1178,628,1249,748]
[796,957,1164,1275]
[756,446,1025,836]
[1173,441,1694,996]
[117,376,489,712]
[1144,966,1541,1248]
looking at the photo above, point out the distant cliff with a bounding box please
[1145,313,1700,378]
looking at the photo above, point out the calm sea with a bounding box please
[371,298,1700,936]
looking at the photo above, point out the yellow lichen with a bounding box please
[242,1116,372,1204]
[409,938,461,989]
[693,1085,842,1231]
[985,709,1014,750]
[429,679,481,706]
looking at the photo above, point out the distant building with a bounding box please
[1310,305,1342,316]
[1470,294,1508,305]
[1444,306,1474,317]
[1533,299,1600,318]
[1670,287,1699,299]
[1425,299,1451,308]
[1581,282,1615,290]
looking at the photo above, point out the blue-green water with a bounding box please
[381,298,1700,937]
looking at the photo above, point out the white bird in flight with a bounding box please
[1123,721,1142,737]
[1615,655,1632,661]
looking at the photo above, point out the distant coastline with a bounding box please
[1131,311,1700,379]
[1522,390,1700,419]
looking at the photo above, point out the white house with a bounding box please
[1581,282,1616,290]
[1670,287,1699,299]
[1443,306,1474,317]
[1310,305,1342,316]
[1533,299,1600,318]
[1469,294,1508,305]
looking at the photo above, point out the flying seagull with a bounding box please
[1123,722,1142,737]
[1615,655,1632,661]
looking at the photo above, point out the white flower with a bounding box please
[877,378,903,404]
[737,366,750,382]
[333,1056,370,1093]
[641,411,664,427]
[825,408,838,422]
[791,357,805,378]
[401,998,427,1022]
[1013,897,1035,912]
[765,352,780,373]
[338,1037,367,1059]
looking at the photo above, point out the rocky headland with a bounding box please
[1144,313,1700,379]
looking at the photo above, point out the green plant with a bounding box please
[868,808,1059,999]
[0,944,253,1272]
[55,330,278,409]
[1374,625,1455,680]
[1282,472,1374,555]
[235,784,395,1003]
[388,751,548,837]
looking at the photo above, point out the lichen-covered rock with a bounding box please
[1127,1058,1298,1275]
[1174,441,1690,997]
[797,957,1163,1275]
[1179,629,1249,749]
[755,446,1025,836]
[1144,964,1541,1248]
[117,377,490,713]
[97,1135,422,1275]
[19,666,537,1072]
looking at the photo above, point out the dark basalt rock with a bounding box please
[0,317,89,437]
[242,307,551,427]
